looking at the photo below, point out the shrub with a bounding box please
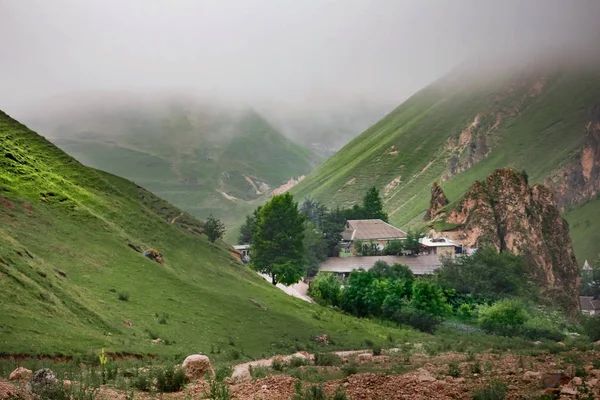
[478,299,529,336]
[469,361,482,374]
[372,345,382,356]
[411,280,451,316]
[447,360,460,378]
[154,365,186,393]
[293,384,329,400]
[581,315,600,341]
[314,353,341,366]
[272,358,285,371]
[206,380,231,400]
[132,370,152,392]
[332,386,348,400]
[249,365,269,379]
[289,357,309,367]
[214,366,232,382]
[392,307,442,333]
[471,380,508,400]
[118,292,129,301]
[158,313,168,325]
[341,362,358,377]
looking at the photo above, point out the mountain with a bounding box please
[427,168,579,314]
[22,96,319,233]
[291,63,600,263]
[0,110,401,356]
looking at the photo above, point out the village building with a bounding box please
[580,296,600,316]
[340,219,407,256]
[319,254,442,279]
[419,237,463,257]
[232,244,250,263]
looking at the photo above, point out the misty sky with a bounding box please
[1,0,599,116]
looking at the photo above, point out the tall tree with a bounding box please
[251,193,306,286]
[238,206,261,244]
[362,187,388,221]
[204,214,226,243]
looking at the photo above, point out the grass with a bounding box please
[0,109,420,358]
[36,107,319,241]
[291,67,600,263]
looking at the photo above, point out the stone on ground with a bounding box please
[26,368,57,393]
[9,367,32,381]
[182,354,214,382]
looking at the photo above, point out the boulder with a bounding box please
[523,371,541,381]
[541,372,571,388]
[182,354,214,382]
[417,368,436,382]
[229,368,251,384]
[27,368,57,393]
[9,367,32,381]
[560,386,578,396]
[358,353,373,363]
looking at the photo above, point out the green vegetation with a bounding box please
[291,67,600,262]
[251,193,306,286]
[36,104,319,240]
[204,214,226,243]
[0,110,421,357]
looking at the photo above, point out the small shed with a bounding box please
[580,296,600,316]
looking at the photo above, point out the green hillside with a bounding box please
[27,101,318,234]
[0,110,406,357]
[292,66,600,263]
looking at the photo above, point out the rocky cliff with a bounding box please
[424,182,449,221]
[429,168,580,314]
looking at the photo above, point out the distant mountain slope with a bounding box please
[0,110,401,356]
[24,98,319,231]
[292,65,600,263]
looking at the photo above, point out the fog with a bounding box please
[1,0,599,125]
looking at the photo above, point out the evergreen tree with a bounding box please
[251,193,306,286]
[204,214,226,243]
[238,206,261,244]
[362,187,388,221]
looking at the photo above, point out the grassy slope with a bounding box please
[0,110,411,358]
[292,68,600,263]
[43,107,318,235]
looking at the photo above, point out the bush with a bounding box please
[215,366,232,382]
[272,358,285,371]
[341,362,358,377]
[392,307,442,333]
[582,315,600,341]
[154,365,186,393]
[472,380,508,400]
[332,386,348,400]
[118,292,129,301]
[447,360,460,378]
[372,345,382,356]
[293,384,328,400]
[206,380,231,400]
[411,280,451,316]
[289,357,309,367]
[478,299,529,336]
[132,370,152,392]
[308,273,342,307]
[314,353,341,366]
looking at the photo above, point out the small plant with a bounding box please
[118,292,129,301]
[215,366,232,382]
[364,339,374,347]
[272,358,285,371]
[447,360,461,378]
[485,360,493,372]
[293,383,328,400]
[332,386,348,400]
[154,365,186,392]
[314,353,341,367]
[132,370,152,392]
[249,365,269,379]
[341,362,358,377]
[372,345,382,356]
[206,380,231,400]
[469,361,482,374]
[471,380,508,400]
[158,313,168,324]
[466,350,476,362]
[230,349,241,360]
[289,357,309,367]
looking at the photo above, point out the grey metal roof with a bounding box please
[580,296,600,311]
[319,255,442,275]
[341,219,407,241]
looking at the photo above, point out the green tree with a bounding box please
[362,187,388,221]
[308,272,342,306]
[304,222,329,277]
[477,299,529,336]
[322,208,347,256]
[251,193,306,286]
[299,197,326,228]
[411,280,450,316]
[404,231,422,255]
[238,206,261,244]
[204,214,225,243]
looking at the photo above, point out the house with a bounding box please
[340,219,407,256]
[579,296,600,316]
[233,244,251,263]
[419,237,463,257]
[319,254,442,279]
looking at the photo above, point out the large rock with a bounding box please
[27,368,57,393]
[432,168,580,315]
[230,367,251,384]
[424,182,449,221]
[9,367,32,381]
[417,368,437,382]
[182,354,214,382]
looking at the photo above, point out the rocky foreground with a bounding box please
[2,346,600,399]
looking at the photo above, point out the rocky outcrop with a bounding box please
[9,367,32,381]
[182,354,214,382]
[424,182,450,221]
[546,106,600,209]
[27,368,57,394]
[434,168,580,314]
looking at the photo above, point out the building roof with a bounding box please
[319,255,442,275]
[233,245,251,250]
[579,296,600,311]
[342,219,407,241]
[420,237,460,248]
